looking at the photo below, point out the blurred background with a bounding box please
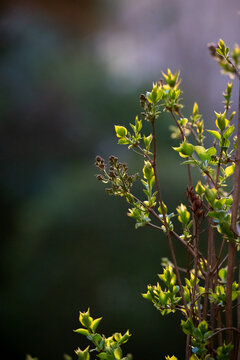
[1,1,240,359]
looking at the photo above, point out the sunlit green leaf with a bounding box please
[223,124,235,139]
[115,125,128,138]
[225,164,235,177]
[74,328,90,336]
[207,130,221,141]
[91,317,102,333]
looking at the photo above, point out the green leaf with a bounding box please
[216,342,234,360]
[143,161,154,182]
[135,116,142,132]
[206,147,217,157]
[219,267,227,282]
[178,117,188,126]
[91,333,102,345]
[216,48,223,56]
[194,146,214,161]
[119,330,131,344]
[79,309,93,328]
[215,111,229,131]
[113,332,122,342]
[223,124,235,139]
[97,353,109,360]
[189,355,199,360]
[74,328,90,336]
[115,125,127,138]
[181,160,196,165]
[75,346,90,360]
[147,83,162,104]
[181,142,194,156]
[173,141,194,157]
[176,203,190,225]
[144,134,152,150]
[118,138,129,145]
[198,320,208,335]
[205,188,217,206]
[91,317,102,332]
[225,197,233,206]
[219,39,225,50]
[195,181,205,195]
[142,292,153,301]
[114,347,122,360]
[217,39,229,58]
[225,164,235,178]
[207,130,221,141]
[219,137,230,149]
[181,318,194,335]
[194,146,205,156]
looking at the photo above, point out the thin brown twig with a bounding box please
[145,207,199,259]
[209,327,240,338]
[226,57,240,80]
[135,144,153,163]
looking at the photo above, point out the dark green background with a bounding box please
[1,1,240,359]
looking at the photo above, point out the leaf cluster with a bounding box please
[74,309,131,360]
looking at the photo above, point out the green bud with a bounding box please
[195,181,205,195]
[232,44,240,65]
[176,203,190,225]
[193,102,199,116]
[143,134,153,151]
[158,202,168,215]
[75,346,90,360]
[143,161,154,182]
[147,82,162,104]
[178,118,188,127]
[215,111,229,131]
[229,111,236,121]
[79,309,93,328]
[162,69,180,88]
[217,39,229,58]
